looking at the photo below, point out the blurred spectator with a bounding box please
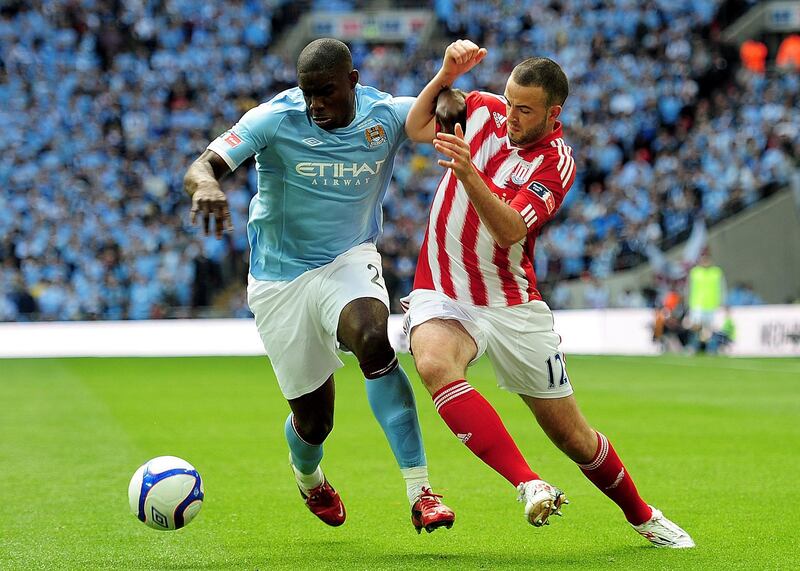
[582,275,610,309]
[740,38,767,73]
[727,282,764,306]
[0,1,793,321]
[8,274,38,320]
[707,306,735,354]
[616,288,648,309]
[776,34,800,72]
[687,252,726,349]
[652,286,690,352]
[548,282,572,310]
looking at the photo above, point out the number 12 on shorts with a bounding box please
[545,353,570,389]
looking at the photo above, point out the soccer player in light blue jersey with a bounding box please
[184,38,455,533]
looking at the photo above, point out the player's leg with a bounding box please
[338,297,426,475]
[521,394,651,521]
[247,272,347,526]
[408,295,540,492]
[320,244,454,532]
[284,376,346,526]
[521,394,694,547]
[478,301,582,527]
[337,296,455,533]
[285,375,335,481]
[492,299,674,533]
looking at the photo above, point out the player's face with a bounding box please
[298,69,359,130]
[503,78,561,147]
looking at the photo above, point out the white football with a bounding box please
[128,456,204,531]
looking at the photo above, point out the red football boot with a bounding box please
[411,488,455,534]
[299,479,346,526]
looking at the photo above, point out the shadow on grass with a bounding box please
[236,544,649,571]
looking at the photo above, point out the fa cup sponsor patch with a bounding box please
[223,131,243,148]
[528,181,556,215]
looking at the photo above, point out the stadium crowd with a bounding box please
[0,0,796,321]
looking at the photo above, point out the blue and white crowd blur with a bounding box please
[0,0,795,321]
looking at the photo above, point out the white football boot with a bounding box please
[632,506,695,548]
[516,479,568,527]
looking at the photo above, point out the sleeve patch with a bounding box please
[223,131,243,148]
[527,181,556,215]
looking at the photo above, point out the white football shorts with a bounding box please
[404,289,573,399]
[247,243,390,400]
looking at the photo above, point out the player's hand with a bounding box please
[434,123,476,183]
[190,186,232,239]
[440,40,487,82]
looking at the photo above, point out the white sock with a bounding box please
[292,464,324,495]
[401,466,431,506]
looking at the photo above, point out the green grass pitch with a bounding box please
[1,354,798,570]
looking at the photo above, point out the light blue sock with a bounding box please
[365,365,427,469]
[284,414,323,475]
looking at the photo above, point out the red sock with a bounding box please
[433,380,537,487]
[579,432,652,525]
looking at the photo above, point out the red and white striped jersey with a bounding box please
[413,91,576,307]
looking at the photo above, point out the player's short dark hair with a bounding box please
[511,58,569,107]
[296,38,353,75]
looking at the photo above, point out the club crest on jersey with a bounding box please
[364,124,387,148]
[510,155,544,185]
[527,181,556,214]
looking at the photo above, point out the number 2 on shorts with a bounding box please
[367,263,384,290]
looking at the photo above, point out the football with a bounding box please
[128,456,204,531]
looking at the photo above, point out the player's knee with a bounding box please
[353,323,390,356]
[356,327,397,379]
[294,415,334,445]
[413,353,455,390]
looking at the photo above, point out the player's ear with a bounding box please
[549,104,563,121]
[348,69,359,88]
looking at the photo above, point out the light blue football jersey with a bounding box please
[207,84,414,281]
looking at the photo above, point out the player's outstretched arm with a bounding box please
[405,39,487,143]
[184,149,233,239]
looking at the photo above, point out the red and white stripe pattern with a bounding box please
[578,432,609,471]
[415,92,573,307]
[433,380,474,412]
[519,203,538,228]
[422,104,535,306]
[551,138,575,185]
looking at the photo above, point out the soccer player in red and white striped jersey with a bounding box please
[403,40,694,548]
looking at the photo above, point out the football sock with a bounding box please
[401,466,432,507]
[284,413,324,488]
[578,431,653,525]
[365,363,427,470]
[433,380,538,486]
[291,464,324,494]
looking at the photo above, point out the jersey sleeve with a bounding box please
[509,157,573,235]
[207,103,283,171]
[385,96,415,145]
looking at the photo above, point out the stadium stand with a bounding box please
[0,0,796,321]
